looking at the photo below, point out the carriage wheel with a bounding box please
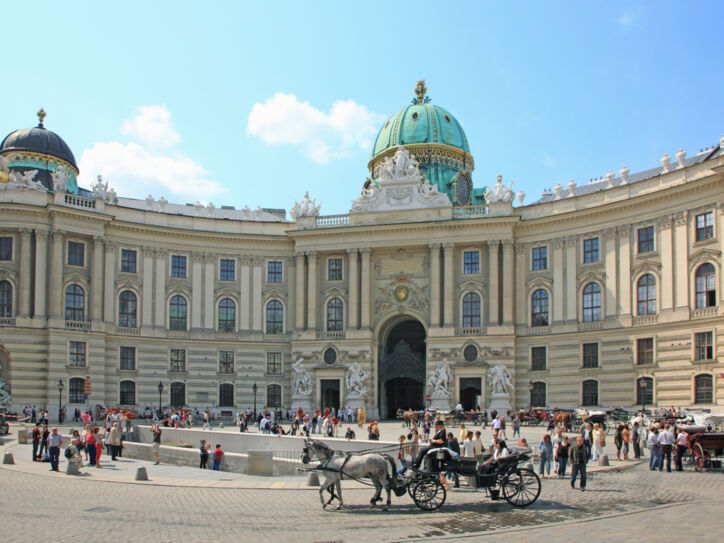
[693,443,705,472]
[502,468,541,508]
[411,477,446,511]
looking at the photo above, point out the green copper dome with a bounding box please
[368,81,481,206]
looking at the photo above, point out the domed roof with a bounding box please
[0,109,78,170]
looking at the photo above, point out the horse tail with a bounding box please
[383,454,397,485]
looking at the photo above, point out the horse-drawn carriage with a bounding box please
[301,438,541,511]
[688,431,724,472]
[0,413,11,435]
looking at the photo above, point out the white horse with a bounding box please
[302,438,396,511]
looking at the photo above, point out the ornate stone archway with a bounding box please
[378,319,426,419]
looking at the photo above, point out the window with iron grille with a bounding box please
[170,349,186,372]
[694,374,713,404]
[531,346,546,371]
[0,237,12,260]
[636,377,653,405]
[530,382,546,407]
[169,295,187,330]
[327,298,344,331]
[582,343,598,368]
[266,300,283,334]
[171,255,186,278]
[170,382,185,408]
[267,384,282,408]
[219,383,234,407]
[220,259,235,281]
[531,246,547,271]
[582,283,601,322]
[65,285,84,321]
[219,351,234,374]
[695,263,716,308]
[582,380,598,406]
[463,251,479,274]
[218,298,236,332]
[267,352,282,375]
[696,212,714,241]
[583,238,599,263]
[69,341,86,367]
[531,289,549,327]
[267,261,282,283]
[0,280,12,318]
[67,241,84,266]
[118,290,137,327]
[636,338,654,365]
[636,274,657,316]
[68,378,85,403]
[328,258,343,281]
[120,381,136,405]
[462,292,480,327]
[695,331,714,360]
[121,249,137,273]
[637,226,654,253]
[120,346,136,370]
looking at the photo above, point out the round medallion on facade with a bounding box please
[463,344,478,362]
[323,348,337,365]
[394,284,409,302]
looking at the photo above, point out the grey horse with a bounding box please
[301,438,396,510]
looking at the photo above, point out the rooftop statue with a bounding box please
[290,191,321,220]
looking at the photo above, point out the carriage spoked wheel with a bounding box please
[411,477,447,511]
[693,443,705,472]
[501,468,541,508]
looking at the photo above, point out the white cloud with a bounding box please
[615,12,634,27]
[120,104,181,148]
[247,93,384,163]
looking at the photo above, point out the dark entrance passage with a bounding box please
[379,319,426,419]
[320,379,340,411]
[459,377,481,410]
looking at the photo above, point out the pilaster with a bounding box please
[252,255,263,331]
[487,240,500,325]
[91,236,105,322]
[33,230,48,319]
[673,211,689,309]
[49,229,64,319]
[603,228,617,318]
[658,217,674,312]
[294,253,305,331]
[501,239,514,325]
[360,248,371,329]
[429,243,441,327]
[18,228,32,317]
[565,237,577,322]
[442,243,454,326]
[347,248,359,330]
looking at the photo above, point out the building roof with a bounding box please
[1,115,78,171]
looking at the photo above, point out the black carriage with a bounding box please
[0,414,11,435]
[688,432,724,472]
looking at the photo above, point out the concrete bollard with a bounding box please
[18,431,29,445]
[3,452,14,464]
[307,471,320,486]
[598,454,610,466]
[219,423,224,429]
[135,466,149,481]
[66,462,80,475]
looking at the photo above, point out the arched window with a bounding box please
[120,381,136,405]
[531,289,549,327]
[218,298,236,333]
[582,283,601,322]
[266,300,283,334]
[695,263,716,308]
[636,377,653,405]
[0,280,12,318]
[694,374,713,404]
[462,292,481,328]
[636,274,657,316]
[169,295,187,331]
[170,382,185,408]
[582,380,598,406]
[530,382,546,407]
[267,384,282,408]
[64,284,85,321]
[326,298,344,332]
[68,377,85,403]
[118,290,137,328]
[219,383,234,407]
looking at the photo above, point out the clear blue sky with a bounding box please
[3,1,723,214]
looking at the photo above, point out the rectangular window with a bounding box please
[120,346,136,370]
[695,332,714,360]
[171,255,187,278]
[69,341,86,367]
[637,226,654,254]
[531,246,547,271]
[170,349,186,372]
[0,237,12,261]
[636,338,654,365]
[531,346,546,371]
[328,258,343,281]
[67,241,84,267]
[219,351,234,374]
[220,259,235,281]
[583,238,599,263]
[463,251,479,274]
[696,212,714,241]
[582,343,599,368]
[266,352,282,375]
[267,261,283,283]
[120,249,137,273]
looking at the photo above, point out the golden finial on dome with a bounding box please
[412,80,430,104]
[37,108,47,127]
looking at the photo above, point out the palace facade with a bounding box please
[1,87,722,419]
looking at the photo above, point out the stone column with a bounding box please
[18,228,33,317]
[673,212,689,309]
[502,239,514,325]
[658,218,674,312]
[307,252,318,330]
[552,238,564,324]
[565,237,577,322]
[204,254,215,330]
[141,247,154,327]
[360,249,371,329]
[294,253,305,331]
[487,240,500,325]
[155,249,167,328]
[91,237,105,322]
[515,243,526,325]
[429,244,441,327]
[442,243,454,326]
[618,226,632,316]
[347,248,359,329]
[191,253,203,329]
[103,243,116,322]
[239,256,250,330]
[287,256,297,331]
[252,256,263,331]
[49,229,64,319]
[603,228,617,318]
[33,230,48,318]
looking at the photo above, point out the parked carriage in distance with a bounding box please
[688,431,724,472]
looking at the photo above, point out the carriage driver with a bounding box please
[411,420,448,469]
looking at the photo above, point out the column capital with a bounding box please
[284,255,296,267]
[142,246,155,258]
[552,237,564,249]
[603,228,616,241]
[442,243,454,253]
[500,239,514,248]
[564,236,577,248]
[359,248,371,257]
[154,247,169,258]
[105,241,117,253]
[51,228,65,241]
[487,239,500,249]
[306,251,318,261]
[20,228,33,239]
[428,242,442,251]
[674,211,688,226]
[251,255,264,266]
[717,201,724,214]
[658,215,673,230]
[35,229,49,241]
[515,242,527,255]
[240,254,252,265]
[191,251,204,264]
[203,253,216,264]
[294,252,305,263]
[617,225,631,237]
[346,247,359,256]
[93,235,104,246]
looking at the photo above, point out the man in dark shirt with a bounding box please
[446,432,461,487]
[431,420,446,445]
[569,436,590,490]
[32,423,42,461]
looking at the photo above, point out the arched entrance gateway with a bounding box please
[378,319,426,419]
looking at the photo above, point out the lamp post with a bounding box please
[57,379,64,423]
[157,381,164,419]
[528,381,534,410]
[252,382,258,417]
[640,379,648,416]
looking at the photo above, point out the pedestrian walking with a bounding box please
[212,444,223,470]
[632,422,641,459]
[199,440,209,469]
[31,423,41,461]
[659,424,675,472]
[538,434,553,478]
[569,436,589,490]
[150,423,162,465]
[648,427,661,470]
[621,424,631,460]
[513,415,521,439]
[591,423,605,461]
[675,427,687,472]
[47,427,63,472]
[556,436,570,477]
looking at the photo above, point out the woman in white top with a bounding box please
[591,423,605,460]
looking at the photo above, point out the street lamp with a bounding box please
[528,381,534,410]
[252,382,258,417]
[57,379,64,423]
[157,381,164,419]
[640,378,648,416]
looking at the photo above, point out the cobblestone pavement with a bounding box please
[2,458,723,543]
